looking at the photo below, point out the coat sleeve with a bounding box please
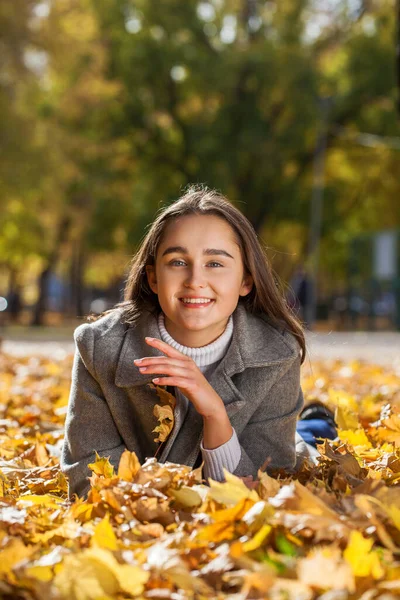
[60,324,126,499]
[231,354,304,480]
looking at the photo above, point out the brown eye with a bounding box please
[208,262,223,267]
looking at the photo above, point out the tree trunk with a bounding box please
[31,216,71,326]
[6,267,23,323]
[68,241,85,317]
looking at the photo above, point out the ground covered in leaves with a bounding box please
[1,352,400,600]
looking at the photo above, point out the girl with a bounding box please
[61,186,308,500]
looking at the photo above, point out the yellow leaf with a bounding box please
[54,548,118,600]
[0,538,36,575]
[70,499,94,522]
[196,519,236,542]
[114,563,149,597]
[381,443,395,452]
[117,449,141,482]
[88,451,115,478]
[31,517,82,543]
[211,497,255,523]
[208,469,260,506]
[55,547,148,600]
[343,531,385,579]
[338,428,372,449]
[35,442,49,466]
[242,500,273,530]
[92,514,118,551]
[18,494,65,509]
[170,486,203,509]
[25,565,54,582]
[335,405,360,430]
[386,504,400,531]
[328,389,358,412]
[242,524,272,552]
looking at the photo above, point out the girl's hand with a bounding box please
[133,337,225,419]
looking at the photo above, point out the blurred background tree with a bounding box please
[0,0,399,325]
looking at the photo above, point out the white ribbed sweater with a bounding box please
[158,312,241,481]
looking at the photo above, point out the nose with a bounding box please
[184,265,207,289]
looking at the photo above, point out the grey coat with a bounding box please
[61,302,304,499]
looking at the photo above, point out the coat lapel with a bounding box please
[114,308,165,389]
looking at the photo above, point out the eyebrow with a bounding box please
[161,246,235,260]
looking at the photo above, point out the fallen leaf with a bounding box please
[117,449,141,482]
[343,530,385,579]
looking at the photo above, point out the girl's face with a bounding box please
[146,214,253,347]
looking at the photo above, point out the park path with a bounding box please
[1,331,400,366]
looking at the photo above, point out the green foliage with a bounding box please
[1,0,399,298]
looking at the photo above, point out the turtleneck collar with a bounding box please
[157,312,233,368]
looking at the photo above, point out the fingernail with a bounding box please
[145,337,154,341]
[134,359,143,363]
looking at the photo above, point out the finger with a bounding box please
[134,356,190,368]
[138,364,190,377]
[144,337,191,360]
[151,376,194,388]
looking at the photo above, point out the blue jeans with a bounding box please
[296,418,337,448]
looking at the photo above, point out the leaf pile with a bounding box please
[1,352,400,599]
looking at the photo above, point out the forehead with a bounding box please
[159,214,239,249]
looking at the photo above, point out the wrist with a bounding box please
[202,402,227,421]
[202,405,233,450]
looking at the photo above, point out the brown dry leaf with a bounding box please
[152,404,175,443]
[134,496,176,527]
[150,385,177,444]
[257,470,281,498]
[298,547,355,592]
[241,568,275,597]
[270,578,314,600]
[376,413,400,447]
[275,511,351,544]
[319,440,364,479]
[150,384,177,410]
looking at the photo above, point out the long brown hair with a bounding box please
[92,185,306,362]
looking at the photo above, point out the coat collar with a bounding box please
[114,302,299,388]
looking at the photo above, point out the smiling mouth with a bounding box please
[179,298,215,307]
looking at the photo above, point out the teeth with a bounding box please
[181,298,212,304]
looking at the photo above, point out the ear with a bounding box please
[239,273,253,297]
[145,265,158,294]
